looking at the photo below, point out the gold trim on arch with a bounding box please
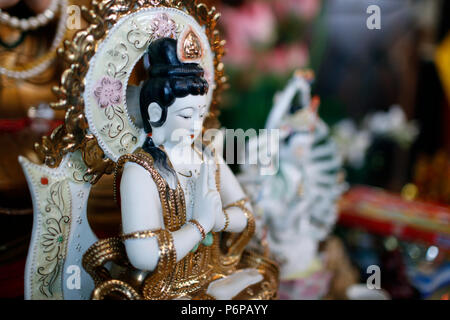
[35,0,227,184]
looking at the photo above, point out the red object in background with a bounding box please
[0,258,25,299]
[0,118,63,134]
[380,248,421,299]
[338,186,450,251]
[0,118,30,132]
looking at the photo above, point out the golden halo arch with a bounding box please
[35,0,227,184]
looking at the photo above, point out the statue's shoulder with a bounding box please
[115,148,158,187]
[117,147,155,171]
[114,148,159,205]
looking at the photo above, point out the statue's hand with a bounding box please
[212,209,226,232]
[192,160,221,234]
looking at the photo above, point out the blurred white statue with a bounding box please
[238,70,347,299]
[332,105,419,169]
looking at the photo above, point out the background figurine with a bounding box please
[239,70,346,299]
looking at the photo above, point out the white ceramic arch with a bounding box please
[84,7,215,162]
[21,6,217,300]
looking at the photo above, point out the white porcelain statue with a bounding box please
[20,3,278,300]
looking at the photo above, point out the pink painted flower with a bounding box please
[94,76,123,108]
[150,13,178,39]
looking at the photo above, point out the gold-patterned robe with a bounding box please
[82,148,279,300]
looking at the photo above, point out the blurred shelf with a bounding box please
[338,185,450,251]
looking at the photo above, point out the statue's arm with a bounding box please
[215,158,252,233]
[120,162,203,271]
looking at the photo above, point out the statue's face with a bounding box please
[149,94,208,146]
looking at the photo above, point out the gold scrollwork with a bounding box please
[107,43,129,79]
[38,180,71,298]
[35,0,227,184]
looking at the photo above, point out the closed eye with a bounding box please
[177,106,195,119]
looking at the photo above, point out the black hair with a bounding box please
[139,38,209,179]
[139,38,209,133]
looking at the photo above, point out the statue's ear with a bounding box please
[148,102,163,123]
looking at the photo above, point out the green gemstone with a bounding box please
[201,232,213,247]
[57,236,64,243]
[191,243,199,253]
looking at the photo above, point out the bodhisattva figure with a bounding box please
[82,38,278,300]
[239,71,346,299]
[20,2,278,301]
